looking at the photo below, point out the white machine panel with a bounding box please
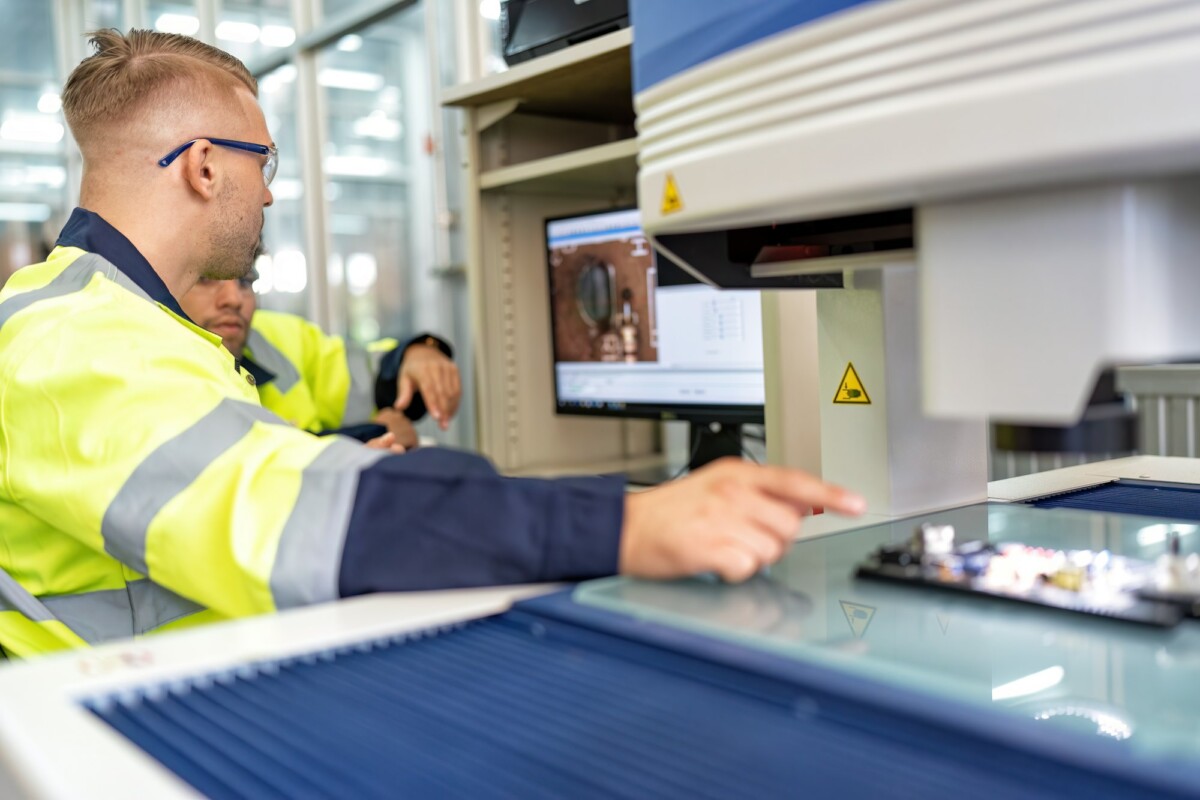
[638,0,1200,233]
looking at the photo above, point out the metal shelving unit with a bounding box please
[479,138,638,193]
[443,27,659,474]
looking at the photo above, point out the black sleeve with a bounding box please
[339,447,625,594]
[374,334,454,420]
[316,423,388,443]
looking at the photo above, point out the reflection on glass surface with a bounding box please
[577,502,1200,764]
[217,0,296,66]
[593,576,815,642]
[318,6,426,347]
[0,0,66,286]
[428,0,506,83]
[87,0,123,30]
[315,0,434,35]
[475,0,508,77]
[991,665,1064,701]
[254,64,307,317]
[0,1,56,78]
[149,2,200,36]
[1031,703,1134,741]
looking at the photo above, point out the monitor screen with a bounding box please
[546,207,765,423]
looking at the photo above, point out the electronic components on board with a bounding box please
[856,525,1200,628]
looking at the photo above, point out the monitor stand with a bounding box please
[626,422,745,486]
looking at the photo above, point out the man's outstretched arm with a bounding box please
[339,451,865,595]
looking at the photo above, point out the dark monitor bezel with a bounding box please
[544,206,765,426]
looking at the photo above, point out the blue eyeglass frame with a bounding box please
[157,138,278,186]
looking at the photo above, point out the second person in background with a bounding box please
[179,259,461,450]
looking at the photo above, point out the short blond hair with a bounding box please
[62,29,257,150]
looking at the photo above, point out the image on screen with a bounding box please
[546,207,765,420]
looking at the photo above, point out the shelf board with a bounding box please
[442,29,634,123]
[480,138,638,193]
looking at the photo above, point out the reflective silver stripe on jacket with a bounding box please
[343,342,377,424]
[0,568,55,623]
[0,252,214,646]
[0,252,151,330]
[269,437,387,609]
[246,328,300,393]
[42,580,203,643]
[102,398,287,574]
[0,570,201,645]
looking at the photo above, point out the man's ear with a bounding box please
[181,139,218,200]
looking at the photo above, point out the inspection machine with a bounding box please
[3,2,1200,797]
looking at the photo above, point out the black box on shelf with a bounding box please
[501,0,629,65]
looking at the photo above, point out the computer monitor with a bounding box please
[546,207,765,478]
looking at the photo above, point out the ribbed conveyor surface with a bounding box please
[88,599,1198,799]
[1032,482,1200,522]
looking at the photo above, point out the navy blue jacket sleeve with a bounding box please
[338,447,626,594]
[316,423,388,442]
[374,334,454,421]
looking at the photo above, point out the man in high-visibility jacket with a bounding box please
[0,29,864,658]
[179,272,459,450]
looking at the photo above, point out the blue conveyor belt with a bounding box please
[87,592,1200,799]
[1032,482,1200,522]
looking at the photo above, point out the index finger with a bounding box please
[394,374,414,411]
[420,372,449,424]
[746,465,866,517]
[442,366,461,420]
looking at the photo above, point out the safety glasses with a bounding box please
[158,137,278,187]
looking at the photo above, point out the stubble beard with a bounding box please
[202,187,263,281]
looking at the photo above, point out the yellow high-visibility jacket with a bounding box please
[0,208,623,658]
[246,310,394,434]
[0,245,384,656]
[244,311,451,438]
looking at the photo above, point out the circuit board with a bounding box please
[855,524,1200,628]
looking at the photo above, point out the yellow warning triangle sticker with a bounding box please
[833,362,871,404]
[840,600,875,639]
[661,173,683,215]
